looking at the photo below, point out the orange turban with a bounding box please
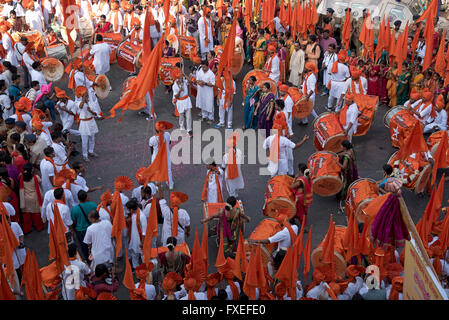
[337,50,347,62]
[345,92,354,101]
[279,84,289,92]
[53,175,66,187]
[436,95,445,108]
[169,191,188,207]
[169,15,176,24]
[162,272,183,294]
[203,6,211,16]
[350,66,362,79]
[32,116,43,131]
[100,189,113,204]
[131,17,141,26]
[267,44,277,53]
[167,34,177,44]
[410,92,421,101]
[346,265,366,279]
[422,89,433,101]
[305,62,318,73]
[54,87,69,99]
[135,262,153,280]
[171,68,181,80]
[114,176,134,191]
[0,24,8,33]
[75,86,87,98]
[15,97,31,112]
[155,121,173,132]
[274,282,287,298]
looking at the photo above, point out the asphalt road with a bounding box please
[23,59,446,299]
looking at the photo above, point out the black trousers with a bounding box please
[76,230,89,261]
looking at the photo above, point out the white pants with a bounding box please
[328,95,340,110]
[128,249,142,269]
[145,92,157,118]
[186,30,200,53]
[179,108,192,131]
[81,134,95,158]
[225,180,239,198]
[202,110,214,121]
[218,104,233,126]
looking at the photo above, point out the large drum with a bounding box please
[353,94,379,136]
[242,69,277,98]
[288,87,313,119]
[40,57,64,82]
[384,106,420,148]
[387,151,431,194]
[79,17,94,42]
[311,225,347,278]
[345,178,379,221]
[45,43,67,60]
[308,151,343,197]
[98,33,122,63]
[179,36,197,58]
[313,112,348,153]
[158,57,181,86]
[116,41,142,73]
[427,131,449,159]
[245,218,284,265]
[120,76,145,110]
[263,175,296,219]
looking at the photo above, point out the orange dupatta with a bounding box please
[201,170,223,202]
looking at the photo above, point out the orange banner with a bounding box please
[179,36,197,58]
[158,57,181,86]
[354,93,378,136]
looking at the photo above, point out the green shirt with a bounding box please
[71,201,97,232]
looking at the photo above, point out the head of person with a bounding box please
[96,34,103,43]
[308,34,317,43]
[31,81,40,91]
[12,74,20,85]
[206,157,217,171]
[51,131,63,144]
[125,198,139,213]
[78,190,88,203]
[201,60,209,72]
[22,162,33,182]
[225,196,237,211]
[68,243,78,258]
[207,50,216,61]
[394,20,401,31]
[10,133,20,145]
[166,236,177,251]
[247,75,256,87]
[44,146,55,158]
[72,162,85,176]
[327,43,336,54]
[88,209,100,224]
[54,187,64,200]
[24,133,36,147]
[298,163,309,177]
[342,140,353,151]
[275,99,285,111]
[362,8,368,18]
[326,8,334,18]
[142,185,153,200]
[262,82,271,93]
[20,36,28,47]
[383,164,393,176]
[100,14,107,23]
[9,10,16,19]
[293,41,300,52]
[15,121,26,134]
[95,263,110,279]
[322,29,330,39]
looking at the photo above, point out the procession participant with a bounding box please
[132,168,157,204]
[424,95,447,133]
[62,244,91,300]
[336,140,359,202]
[273,100,295,175]
[321,43,337,96]
[288,41,305,88]
[24,133,46,171]
[172,69,192,136]
[253,28,267,69]
[158,238,190,279]
[255,82,276,137]
[242,75,260,130]
[201,158,223,204]
[90,34,112,75]
[185,6,201,54]
[305,35,320,67]
[124,18,143,45]
[14,37,29,88]
[341,66,368,101]
[24,0,45,34]
[215,74,236,129]
[19,162,44,233]
[125,198,147,268]
[0,21,18,67]
[84,209,114,270]
[0,80,12,119]
[299,62,319,125]
[122,2,136,36]
[149,121,174,190]
[403,91,422,110]
[44,187,73,233]
[337,93,359,143]
[54,87,80,137]
[263,121,309,177]
[12,97,32,133]
[291,163,313,227]
[9,74,22,103]
[94,14,113,33]
[72,162,103,195]
[97,189,113,222]
[107,1,123,34]
[278,84,294,137]
[22,43,40,88]
[197,6,214,60]
[147,5,161,47]
[327,50,350,111]
[195,61,215,124]
[75,86,99,162]
[159,191,190,246]
[264,44,281,84]
[25,81,40,104]
[50,131,73,171]
[222,133,244,199]
[409,89,434,125]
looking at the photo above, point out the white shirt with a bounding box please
[0,92,12,120]
[11,222,25,269]
[22,51,37,72]
[40,158,55,194]
[128,210,147,253]
[302,72,317,98]
[195,68,215,112]
[344,77,368,95]
[51,141,68,169]
[428,109,448,131]
[41,188,76,222]
[83,220,114,266]
[30,69,48,86]
[281,94,294,136]
[62,258,91,300]
[414,101,433,124]
[265,54,280,83]
[416,41,426,60]
[268,225,299,253]
[45,202,73,233]
[90,42,112,75]
[263,135,296,176]
[172,79,192,113]
[25,9,44,33]
[107,10,123,33]
[342,102,359,132]
[148,132,171,163]
[160,199,190,245]
[2,202,16,217]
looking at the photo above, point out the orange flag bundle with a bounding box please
[0,211,19,285]
[343,211,360,262]
[142,197,158,265]
[438,209,449,252]
[374,15,385,63]
[191,228,207,282]
[303,225,313,282]
[416,174,445,248]
[109,38,163,121]
[274,247,295,296]
[397,21,409,75]
[279,1,287,29]
[431,131,449,186]
[21,250,44,300]
[416,0,439,23]
[215,227,226,269]
[310,0,318,33]
[244,0,252,36]
[358,221,371,256]
[321,215,335,265]
[358,13,369,48]
[435,30,447,78]
[243,244,265,300]
[422,16,435,71]
[123,249,135,291]
[341,9,351,51]
[232,230,247,280]
[291,1,298,40]
[0,266,15,300]
[111,190,126,258]
[48,220,69,275]
[397,121,428,161]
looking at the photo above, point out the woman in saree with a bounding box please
[410,64,424,96]
[246,22,258,65]
[157,236,191,278]
[243,75,261,130]
[252,28,267,69]
[0,166,19,222]
[255,82,275,137]
[378,59,390,106]
[386,70,398,107]
[396,62,411,106]
[291,163,313,229]
[336,140,359,204]
[277,39,287,83]
[200,196,251,255]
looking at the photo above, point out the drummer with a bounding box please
[408,89,434,126]
[123,18,143,46]
[278,84,294,137]
[337,92,359,143]
[339,66,367,105]
[90,34,113,75]
[264,44,280,84]
[403,91,422,110]
[299,62,319,125]
[327,50,350,112]
[423,95,447,134]
[71,61,103,119]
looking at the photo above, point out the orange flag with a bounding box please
[142,8,152,62]
[142,197,158,265]
[60,0,76,56]
[111,190,126,258]
[274,246,294,289]
[358,221,371,256]
[411,23,421,62]
[191,228,206,281]
[279,1,287,29]
[243,244,265,300]
[374,15,385,63]
[244,0,252,35]
[397,122,428,161]
[395,31,404,74]
[215,226,226,269]
[431,131,449,186]
[384,19,391,53]
[108,38,163,121]
[291,1,298,40]
[0,210,19,284]
[358,13,368,47]
[143,133,169,183]
[343,211,360,262]
[303,225,313,282]
[415,0,439,23]
[396,21,409,74]
[123,249,135,290]
[293,217,306,262]
[438,209,449,252]
[388,28,396,64]
[0,266,15,300]
[321,215,335,265]
[366,18,374,60]
[435,30,446,78]
[21,250,44,300]
[341,10,351,51]
[48,219,69,275]
[422,16,435,71]
[287,0,293,28]
[232,230,247,280]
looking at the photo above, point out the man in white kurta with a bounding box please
[25,5,45,34]
[45,190,73,233]
[51,131,71,171]
[76,87,99,162]
[197,8,214,59]
[126,200,147,268]
[216,77,236,129]
[328,52,350,111]
[322,45,337,96]
[341,68,368,103]
[172,73,192,134]
[107,2,123,33]
[55,91,80,136]
[90,34,112,75]
[338,95,359,143]
[41,183,76,222]
[264,47,280,84]
[203,161,223,203]
[84,210,114,270]
[62,244,91,300]
[424,101,447,133]
[410,91,434,125]
[148,130,173,189]
[1,29,18,67]
[74,68,102,116]
[160,197,190,245]
[288,42,305,87]
[222,147,244,198]
[195,62,215,122]
[40,147,56,195]
[279,85,294,136]
[300,64,319,124]
[0,81,12,119]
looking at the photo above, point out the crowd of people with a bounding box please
[0,0,449,301]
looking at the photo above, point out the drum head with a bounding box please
[312,175,343,197]
[311,246,346,278]
[242,69,268,98]
[414,164,432,194]
[41,57,64,82]
[323,133,347,153]
[313,112,332,130]
[244,240,273,265]
[94,75,110,100]
[383,105,405,128]
[135,51,143,69]
[294,98,313,119]
[264,197,296,220]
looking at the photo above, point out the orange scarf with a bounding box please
[130,28,142,43]
[124,13,136,30]
[15,111,24,122]
[339,103,350,127]
[111,10,120,32]
[201,169,223,202]
[227,147,238,179]
[265,53,276,72]
[304,72,317,95]
[203,16,212,48]
[349,78,363,94]
[269,133,280,163]
[77,0,93,19]
[128,209,143,244]
[97,204,112,220]
[171,205,179,237]
[99,0,107,12]
[68,70,77,90]
[45,156,58,174]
